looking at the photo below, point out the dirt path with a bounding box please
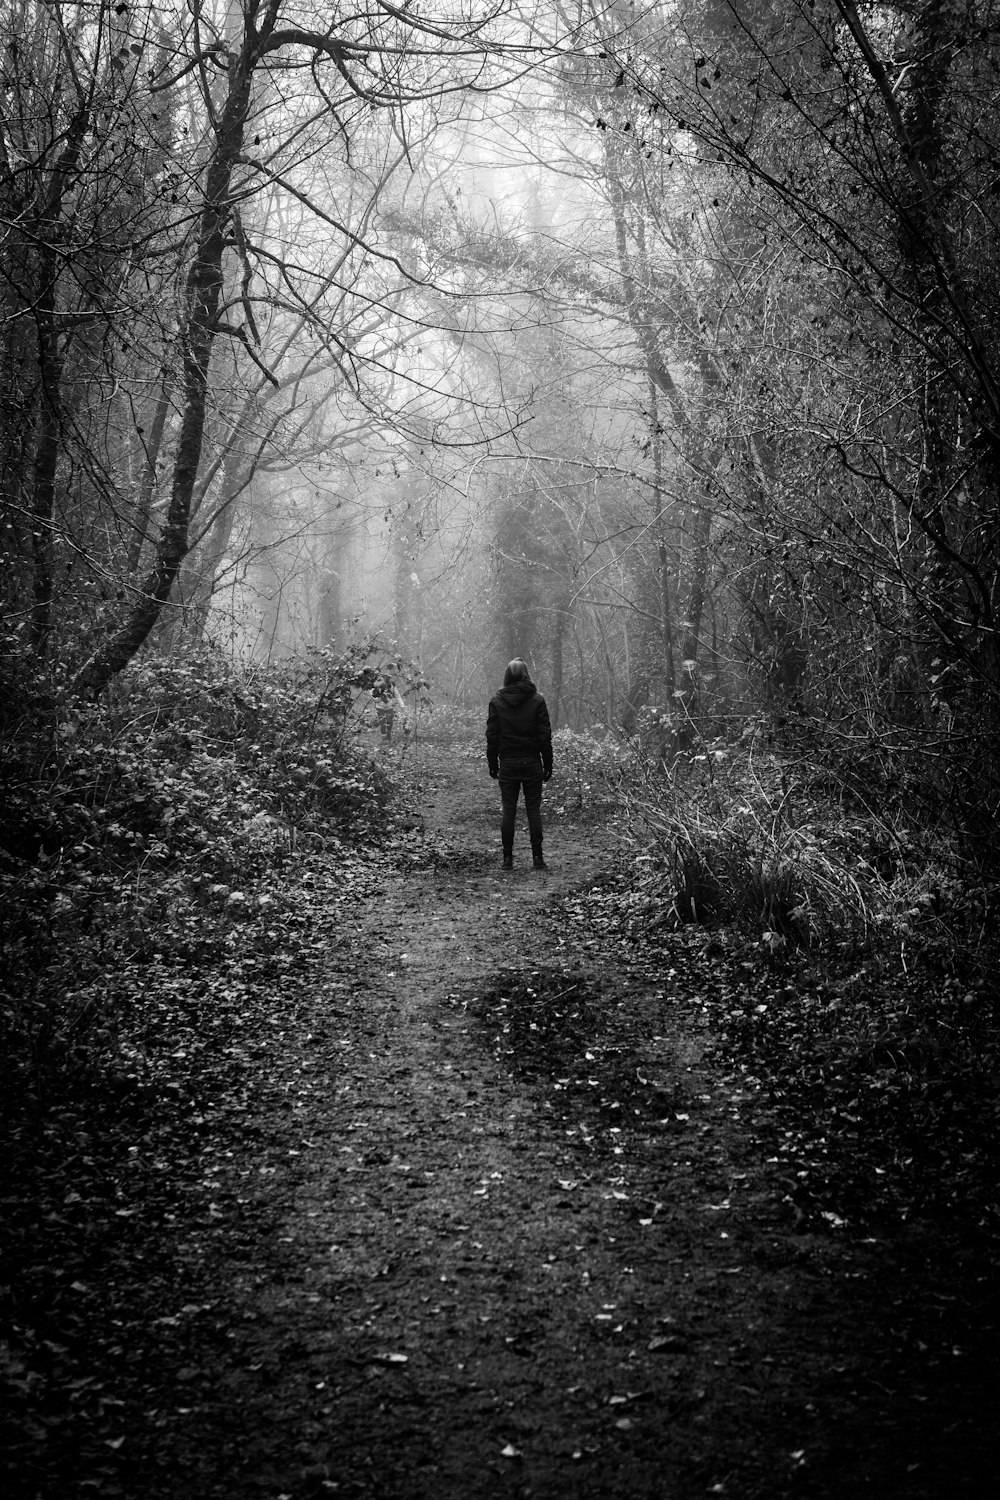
[6,742,993,1499]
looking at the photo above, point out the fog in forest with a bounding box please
[3,0,998,804]
[4,11,999,1494]
[197,76,650,722]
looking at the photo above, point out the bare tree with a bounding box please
[0,1,567,693]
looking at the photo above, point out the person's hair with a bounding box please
[503,658,532,686]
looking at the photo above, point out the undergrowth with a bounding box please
[575,720,1000,1244]
[0,643,413,1119]
[619,726,1000,987]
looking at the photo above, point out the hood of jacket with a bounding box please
[496,681,536,708]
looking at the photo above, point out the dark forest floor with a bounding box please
[2,739,997,1498]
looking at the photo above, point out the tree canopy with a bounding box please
[3,0,999,844]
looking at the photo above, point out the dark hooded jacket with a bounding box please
[486,679,553,776]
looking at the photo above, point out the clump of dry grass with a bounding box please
[621,728,997,977]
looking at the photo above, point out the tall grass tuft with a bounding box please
[618,724,994,973]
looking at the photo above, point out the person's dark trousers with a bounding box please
[498,758,544,859]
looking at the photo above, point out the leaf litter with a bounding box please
[1,743,997,1499]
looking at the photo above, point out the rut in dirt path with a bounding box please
[47,746,990,1500]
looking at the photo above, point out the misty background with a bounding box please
[3,0,997,835]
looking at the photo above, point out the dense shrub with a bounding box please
[620,725,1000,982]
[0,644,413,1110]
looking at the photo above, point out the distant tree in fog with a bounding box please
[0,1,567,693]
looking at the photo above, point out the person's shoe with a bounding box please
[532,855,546,869]
[502,855,514,870]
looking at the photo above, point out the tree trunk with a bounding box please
[317,537,343,651]
[658,542,675,701]
[27,306,61,654]
[550,596,568,730]
[26,99,91,654]
[72,39,259,696]
[677,501,713,730]
[127,372,174,576]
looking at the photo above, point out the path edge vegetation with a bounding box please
[2,641,996,1134]
[1,645,997,1493]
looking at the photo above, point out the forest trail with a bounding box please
[158,744,819,1500]
[5,741,992,1500]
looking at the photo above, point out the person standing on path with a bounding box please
[486,659,553,870]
